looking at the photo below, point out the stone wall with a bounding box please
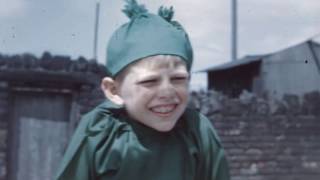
[0,82,9,179]
[191,90,320,180]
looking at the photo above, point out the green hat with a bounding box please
[106,0,193,77]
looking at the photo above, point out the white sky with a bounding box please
[1,0,320,90]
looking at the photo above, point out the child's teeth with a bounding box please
[151,105,175,113]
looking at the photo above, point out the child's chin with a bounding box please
[152,121,177,132]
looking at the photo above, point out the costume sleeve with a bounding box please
[55,101,130,180]
[55,103,117,180]
[198,114,231,180]
[55,117,94,180]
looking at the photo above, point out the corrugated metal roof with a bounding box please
[201,34,320,73]
[311,34,320,44]
[200,54,269,72]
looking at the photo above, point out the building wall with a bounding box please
[310,42,320,73]
[0,53,107,180]
[208,62,261,97]
[261,42,320,98]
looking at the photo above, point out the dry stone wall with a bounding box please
[191,90,320,180]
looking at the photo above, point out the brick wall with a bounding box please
[191,90,320,180]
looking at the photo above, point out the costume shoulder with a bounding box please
[183,107,222,146]
[55,101,129,180]
[183,108,230,180]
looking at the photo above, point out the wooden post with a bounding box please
[93,2,100,62]
[231,0,238,61]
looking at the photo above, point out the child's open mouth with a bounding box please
[149,104,177,116]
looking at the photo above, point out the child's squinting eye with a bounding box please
[138,79,158,86]
[171,76,188,83]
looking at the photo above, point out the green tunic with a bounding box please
[55,101,230,180]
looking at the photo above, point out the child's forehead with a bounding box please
[114,55,188,82]
[131,55,187,71]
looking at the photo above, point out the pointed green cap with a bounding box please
[106,2,193,77]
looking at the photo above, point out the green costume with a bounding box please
[55,101,230,180]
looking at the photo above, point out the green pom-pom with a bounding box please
[158,6,184,31]
[158,6,174,22]
[122,0,148,19]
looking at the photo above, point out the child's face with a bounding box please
[116,55,190,132]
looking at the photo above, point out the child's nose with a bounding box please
[157,81,176,99]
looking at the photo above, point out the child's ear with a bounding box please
[101,77,124,106]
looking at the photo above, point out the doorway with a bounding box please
[9,91,71,180]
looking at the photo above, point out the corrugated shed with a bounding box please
[309,40,320,73]
[261,41,320,97]
[205,36,320,98]
[201,54,267,72]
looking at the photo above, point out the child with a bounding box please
[55,1,230,180]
